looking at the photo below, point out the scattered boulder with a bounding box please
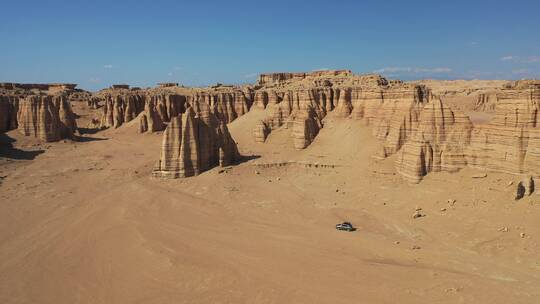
[515,176,535,200]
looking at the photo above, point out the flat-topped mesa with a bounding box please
[157,83,178,88]
[395,99,473,183]
[16,95,78,142]
[257,73,307,86]
[257,70,352,86]
[152,107,239,178]
[0,83,77,92]
[110,84,130,90]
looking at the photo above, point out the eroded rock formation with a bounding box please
[152,107,239,178]
[467,81,540,175]
[395,99,473,183]
[250,72,431,157]
[95,86,253,132]
[16,95,77,141]
[249,72,540,183]
[395,80,540,183]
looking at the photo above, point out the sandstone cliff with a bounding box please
[395,99,473,183]
[395,80,540,183]
[16,95,77,142]
[467,81,540,175]
[152,107,239,178]
[96,87,253,132]
[250,73,431,156]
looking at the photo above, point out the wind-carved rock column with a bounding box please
[152,107,240,178]
[17,95,77,142]
[139,97,165,133]
[54,95,78,138]
[292,90,324,150]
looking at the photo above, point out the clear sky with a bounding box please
[1,0,539,91]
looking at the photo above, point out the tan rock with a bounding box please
[16,95,77,142]
[395,99,473,183]
[152,107,239,178]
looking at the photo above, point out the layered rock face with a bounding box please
[96,87,253,132]
[395,99,473,183]
[467,81,540,175]
[257,70,352,86]
[0,83,77,92]
[152,107,239,178]
[100,93,146,128]
[16,95,78,141]
[394,80,540,183]
[1,83,86,137]
[473,93,498,112]
[251,72,431,156]
[250,72,540,183]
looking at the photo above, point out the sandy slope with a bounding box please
[1,105,540,303]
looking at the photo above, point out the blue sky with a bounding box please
[1,0,539,91]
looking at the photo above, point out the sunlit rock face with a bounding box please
[466,81,540,175]
[395,99,473,183]
[16,95,77,142]
[251,71,431,158]
[152,107,239,179]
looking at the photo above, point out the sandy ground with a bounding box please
[1,103,540,303]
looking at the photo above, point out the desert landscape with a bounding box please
[1,71,540,303]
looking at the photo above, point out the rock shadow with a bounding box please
[234,154,261,165]
[0,133,45,160]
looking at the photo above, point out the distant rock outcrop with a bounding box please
[100,93,145,128]
[152,107,239,178]
[138,97,165,133]
[95,86,253,133]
